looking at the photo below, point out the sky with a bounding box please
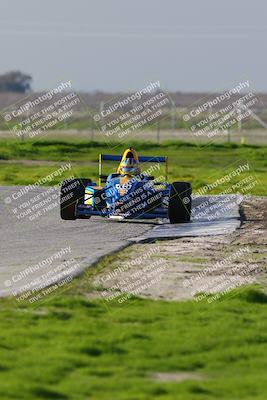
[0,0,267,93]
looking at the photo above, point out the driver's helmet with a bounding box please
[120,157,140,175]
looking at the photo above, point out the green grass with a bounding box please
[178,256,208,264]
[0,111,266,131]
[0,139,267,398]
[0,139,266,195]
[1,286,267,400]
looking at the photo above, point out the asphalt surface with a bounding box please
[0,186,153,297]
[0,186,242,298]
[131,195,242,242]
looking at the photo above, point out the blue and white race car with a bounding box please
[60,148,192,223]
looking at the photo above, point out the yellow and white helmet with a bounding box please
[117,148,141,176]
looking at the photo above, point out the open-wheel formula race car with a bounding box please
[60,148,192,223]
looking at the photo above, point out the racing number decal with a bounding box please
[116,176,132,196]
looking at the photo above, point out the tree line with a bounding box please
[0,71,32,93]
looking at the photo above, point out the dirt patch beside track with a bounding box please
[93,197,267,302]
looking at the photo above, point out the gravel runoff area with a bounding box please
[92,197,267,302]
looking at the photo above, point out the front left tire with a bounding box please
[168,182,192,223]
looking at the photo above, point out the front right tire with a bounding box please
[60,178,92,220]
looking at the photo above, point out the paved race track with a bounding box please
[0,186,241,298]
[0,186,153,297]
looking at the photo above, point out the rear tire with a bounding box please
[168,182,192,223]
[60,178,92,220]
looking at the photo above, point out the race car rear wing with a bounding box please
[100,154,167,163]
[99,153,168,185]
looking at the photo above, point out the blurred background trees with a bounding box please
[0,71,32,93]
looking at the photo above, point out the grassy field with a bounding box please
[0,139,266,195]
[1,138,267,399]
[1,279,267,400]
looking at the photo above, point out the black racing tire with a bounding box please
[168,182,192,224]
[60,178,92,220]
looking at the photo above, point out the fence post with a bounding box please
[157,119,160,144]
